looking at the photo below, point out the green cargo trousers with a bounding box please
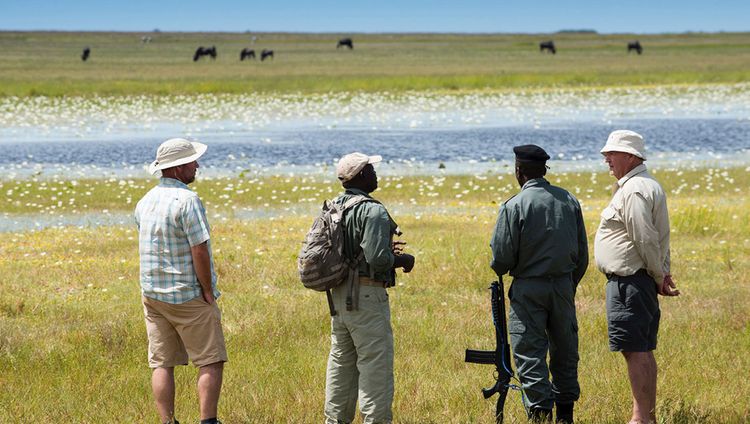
[508,275,580,410]
[324,284,394,424]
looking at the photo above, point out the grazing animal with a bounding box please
[337,38,354,49]
[141,36,152,44]
[539,40,556,54]
[260,49,274,61]
[240,48,256,60]
[81,47,90,61]
[627,41,643,55]
[193,46,217,61]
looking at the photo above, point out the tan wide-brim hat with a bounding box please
[336,152,382,182]
[600,130,647,160]
[148,138,207,175]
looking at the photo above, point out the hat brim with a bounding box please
[350,155,383,176]
[337,154,383,182]
[367,155,383,165]
[600,145,646,160]
[148,142,207,175]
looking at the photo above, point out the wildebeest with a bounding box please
[539,40,556,54]
[260,49,274,61]
[627,41,643,55]
[81,47,90,61]
[240,48,256,60]
[337,38,353,49]
[193,46,217,62]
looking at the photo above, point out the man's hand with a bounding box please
[658,274,680,296]
[202,290,215,304]
[392,240,407,254]
[393,253,415,273]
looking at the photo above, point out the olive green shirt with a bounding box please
[336,188,398,284]
[490,178,588,284]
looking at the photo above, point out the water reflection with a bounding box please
[1,119,748,179]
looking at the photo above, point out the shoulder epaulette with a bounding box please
[501,193,517,206]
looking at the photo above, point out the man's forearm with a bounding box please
[191,242,213,297]
[634,240,664,283]
[490,252,513,277]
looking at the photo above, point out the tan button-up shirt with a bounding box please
[594,164,671,285]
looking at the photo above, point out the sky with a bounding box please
[2,0,749,34]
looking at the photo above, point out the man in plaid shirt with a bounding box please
[135,138,226,424]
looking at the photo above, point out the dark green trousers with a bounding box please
[508,275,580,410]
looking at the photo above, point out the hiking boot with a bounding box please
[555,402,574,424]
[529,407,553,423]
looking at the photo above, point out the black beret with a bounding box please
[513,144,550,163]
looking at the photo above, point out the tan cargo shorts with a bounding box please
[142,296,228,368]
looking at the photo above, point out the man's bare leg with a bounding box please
[152,367,176,423]
[622,351,657,424]
[197,362,224,420]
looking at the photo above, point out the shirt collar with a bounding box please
[159,177,190,189]
[344,187,372,198]
[617,163,647,187]
[521,177,550,191]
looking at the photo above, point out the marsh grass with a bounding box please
[1,167,747,216]
[0,168,748,422]
[2,31,750,96]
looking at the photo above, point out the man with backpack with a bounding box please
[323,152,415,424]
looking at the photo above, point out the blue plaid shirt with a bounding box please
[135,178,219,304]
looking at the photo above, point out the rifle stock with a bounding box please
[465,279,514,423]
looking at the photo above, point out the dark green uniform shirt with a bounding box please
[490,178,588,284]
[335,188,398,284]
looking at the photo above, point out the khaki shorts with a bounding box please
[142,296,228,368]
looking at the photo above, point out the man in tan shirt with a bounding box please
[594,130,680,424]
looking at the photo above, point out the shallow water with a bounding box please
[0,212,134,233]
[0,203,498,233]
[1,86,749,232]
[1,85,749,179]
[2,118,748,168]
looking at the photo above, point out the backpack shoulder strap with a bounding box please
[341,194,379,212]
[339,195,378,266]
[344,195,396,231]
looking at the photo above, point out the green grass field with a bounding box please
[1,168,748,422]
[1,29,749,423]
[2,31,750,96]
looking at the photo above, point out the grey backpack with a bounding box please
[298,195,375,313]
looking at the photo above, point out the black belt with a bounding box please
[606,268,649,280]
[359,276,387,288]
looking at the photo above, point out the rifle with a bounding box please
[465,279,514,424]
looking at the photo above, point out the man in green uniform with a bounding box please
[490,145,588,423]
[324,152,416,424]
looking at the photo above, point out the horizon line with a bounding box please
[2,29,748,36]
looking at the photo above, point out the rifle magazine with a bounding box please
[464,349,498,365]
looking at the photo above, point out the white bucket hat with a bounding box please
[336,152,382,182]
[148,138,207,175]
[600,130,647,160]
